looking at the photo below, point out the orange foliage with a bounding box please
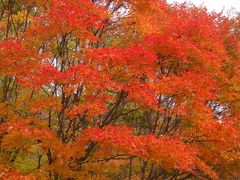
[0,0,239,179]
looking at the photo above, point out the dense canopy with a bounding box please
[0,0,240,179]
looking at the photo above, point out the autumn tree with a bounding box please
[0,0,240,179]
